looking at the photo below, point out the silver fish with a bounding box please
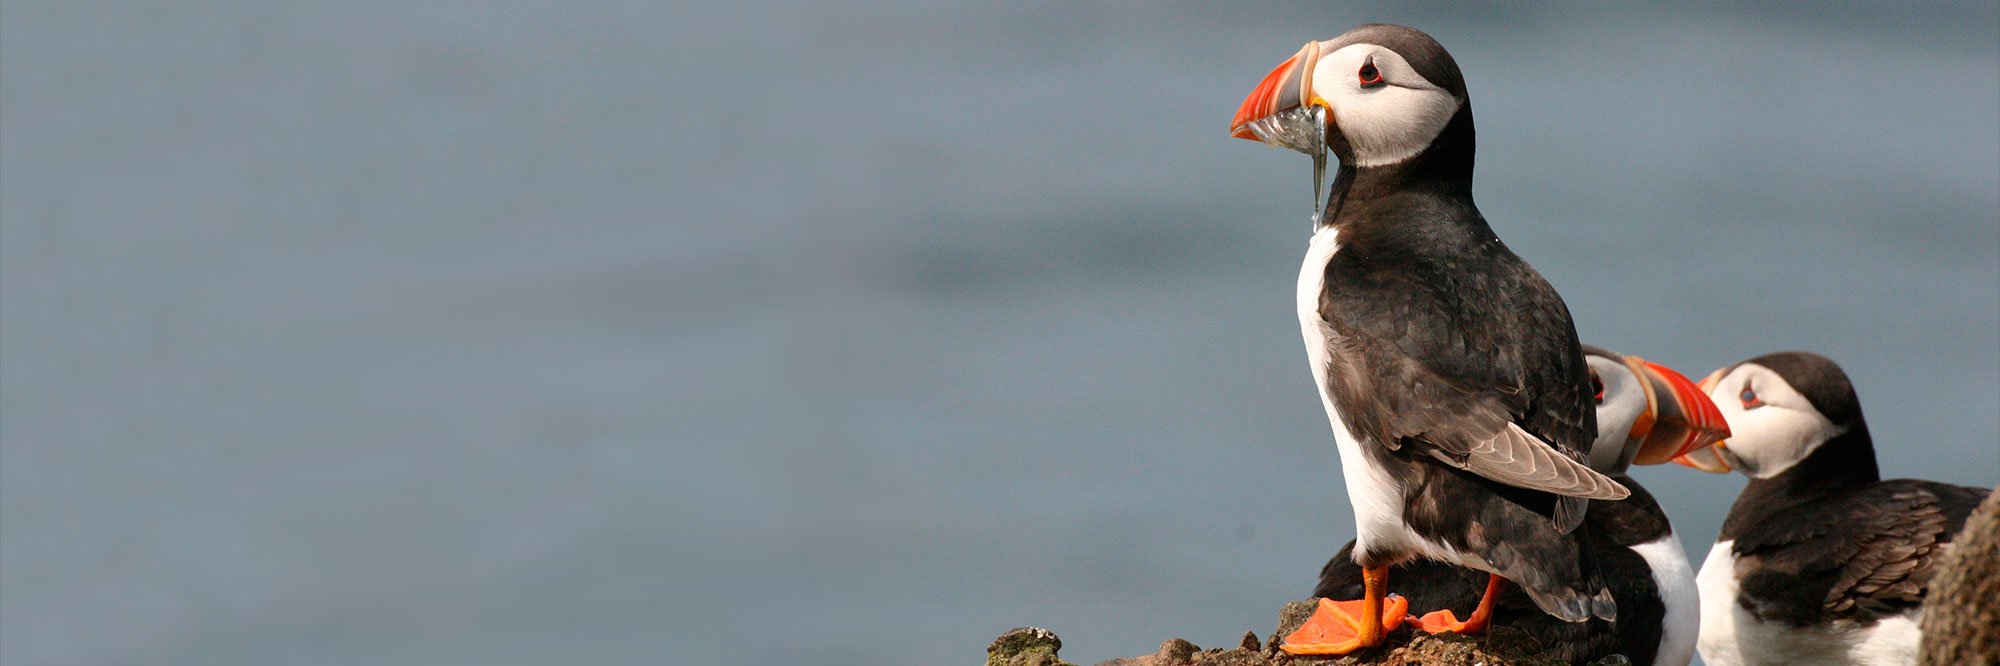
[1241,105,1330,229]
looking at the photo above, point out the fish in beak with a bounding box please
[1670,367,1734,473]
[1231,41,1325,150]
[1231,42,1331,226]
[1621,356,1732,467]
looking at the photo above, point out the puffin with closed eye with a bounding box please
[1672,351,1989,666]
[1316,346,1728,665]
[1229,24,1632,655]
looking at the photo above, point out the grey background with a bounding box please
[2,2,1994,665]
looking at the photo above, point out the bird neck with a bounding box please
[1319,107,1477,231]
[1717,424,1881,541]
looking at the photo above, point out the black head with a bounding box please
[1231,23,1473,171]
[1321,24,1469,102]
[1699,351,1870,479]
[1737,351,1863,427]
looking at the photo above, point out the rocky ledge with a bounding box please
[986,601,1632,666]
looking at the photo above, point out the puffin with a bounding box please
[1229,24,1631,654]
[1315,346,1728,665]
[1672,351,1990,666]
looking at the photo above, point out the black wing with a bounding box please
[1319,228,1621,530]
[1731,480,1988,626]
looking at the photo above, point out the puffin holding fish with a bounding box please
[1229,24,1630,654]
[1316,346,1728,665]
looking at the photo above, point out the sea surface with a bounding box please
[3,2,1995,665]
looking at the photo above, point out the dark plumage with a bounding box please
[1316,485,1672,664]
[1729,481,1982,626]
[1314,345,1718,665]
[1232,24,1632,654]
[1317,192,1611,533]
[1300,25,1621,621]
[1692,351,1992,665]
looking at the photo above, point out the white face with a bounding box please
[1586,356,1649,473]
[1704,363,1844,479]
[1309,43,1462,167]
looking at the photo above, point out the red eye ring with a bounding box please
[1358,59,1383,86]
[1739,386,1763,408]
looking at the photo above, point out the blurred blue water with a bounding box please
[2,2,1994,665]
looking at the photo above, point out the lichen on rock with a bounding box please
[989,627,1072,666]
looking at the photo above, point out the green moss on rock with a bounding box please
[990,627,1074,666]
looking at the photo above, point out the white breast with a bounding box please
[1630,532,1698,666]
[1695,539,1923,666]
[1696,541,1750,666]
[1847,614,1923,666]
[1298,227,1416,561]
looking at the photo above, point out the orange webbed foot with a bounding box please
[1415,573,1502,635]
[1413,608,1489,635]
[1279,595,1409,655]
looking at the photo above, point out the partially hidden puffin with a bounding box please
[1674,351,1990,666]
[1229,24,1631,654]
[1316,346,1728,665]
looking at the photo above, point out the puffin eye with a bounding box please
[1358,58,1384,87]
[1590,374,1604,404]
[1739,386,1763,409]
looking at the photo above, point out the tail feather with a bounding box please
[1590,587,1618,622]
[1553,495,1587,534]
[1497,520,1618,622]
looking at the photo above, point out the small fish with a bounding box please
[1241,105,1328,229]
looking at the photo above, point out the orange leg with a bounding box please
[1415,573,1504,634]
[1280,565,1406,655]
[1359,565,1388,645]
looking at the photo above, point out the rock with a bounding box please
[1095,638,1199,666]
[990,627,1073,666]
[1004,600,1621,666]
[1159,638,1200,664]
[1919,487,2000,666]
[1266,600,1319,656]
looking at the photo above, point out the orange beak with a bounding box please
[1232,49,1307,140]
[1625,357,1731,466]
[1232,41,1336,222]
[1229,41,1325,152]
[1671,367,1734,473]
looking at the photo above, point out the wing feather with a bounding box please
[1452,423,1628,500]
[1314,217,1608,531]
[1732,481,1987,624]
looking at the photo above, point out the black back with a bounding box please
[1318,126,1600,544]
[1728,478,1986,626]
